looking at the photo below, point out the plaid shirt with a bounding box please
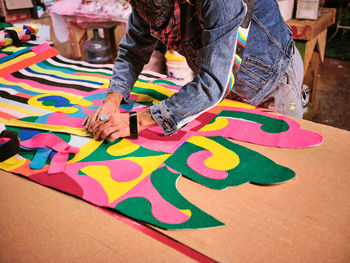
[150,0,181,50]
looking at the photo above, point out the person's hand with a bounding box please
[82,92,123,131]
[88,112,131,142]
[87,108,158,142]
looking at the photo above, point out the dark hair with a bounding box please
[129,0,174,29]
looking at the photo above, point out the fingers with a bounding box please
[108,131,121,142]
[93,122,113,140]
[83,108,102,129]
[91,112,130,141]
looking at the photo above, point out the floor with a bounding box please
[310,58,350,131]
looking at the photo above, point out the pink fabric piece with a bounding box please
[0,53,7,58]
[29,171,84,199]
[113,174,190,224]
[187,150,228,179]
[20,133,79,173]
[197,107,324,148]
[31,43,53,54]
[47,112,85,128]
[129,127,193,154]
[0,138,11,143]
[66,159,143,204]
[49,152,69,174]
[66,159,143,182]
[65,162,113,206]
[0,106,27,118]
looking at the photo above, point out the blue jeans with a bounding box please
[263,47,304,118]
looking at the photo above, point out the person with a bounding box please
[83,0,304,142]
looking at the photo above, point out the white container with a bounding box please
[277,0,295,20]
[165,50,194,85]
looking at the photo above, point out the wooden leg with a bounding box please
[68,22,87,59]
[303,51,321,119]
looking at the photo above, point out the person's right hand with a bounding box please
[82,92,123,133]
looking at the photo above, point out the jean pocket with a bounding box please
[244,56,272,73]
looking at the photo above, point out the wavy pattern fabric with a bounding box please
[0,44,323,230]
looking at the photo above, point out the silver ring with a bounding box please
[100,114,108,121]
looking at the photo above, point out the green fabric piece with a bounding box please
[211,110,289,133]
[0,22,12,30]
[41,60,112,76]
[42,100,57,106]
[115,166,224,229]
[165,136,295,189]
[152,79,178,86]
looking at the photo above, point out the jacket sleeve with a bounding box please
[108,8,157,102]
[150,0,246,135]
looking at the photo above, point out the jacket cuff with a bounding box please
[150,102,178,135]
[107,81,131,103]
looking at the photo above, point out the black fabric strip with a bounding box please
[51,56,113,71]
[0,130,20,162]
[0,90,28,104]
[140,73,162,79]
[5,29,22,47]
[12,71,96,92]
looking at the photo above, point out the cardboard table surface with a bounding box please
[1,118,350,262]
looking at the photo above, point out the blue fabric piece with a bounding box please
[29,147,53,169]
[67,106,87,118]
[0,47,31,64]
[38,95,71,107]
[35,114,51,124]
[84,92,106,102]
[120,100,135,111]
[19,128,41,141]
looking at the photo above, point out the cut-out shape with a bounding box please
[29,146,53,169]
[20,133,79,174]
[197,107,323,148]
[28,93,92,114]
[165,136,295,189]
[115,166,224,229]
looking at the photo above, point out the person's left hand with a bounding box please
[88,112,131,142]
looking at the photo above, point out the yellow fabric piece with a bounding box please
[100,82,109,89]
[28,93,92,114]
[187,136,239,171]
[217,100,255,109]
[1,118,90,137]
[0,101,43,116]
[0,78,85,99]
[80,154,170,204]
[0,52,35,70]
[180,209,192,217]
[29,64,109,83]
[135,93,160,105]
[107,139,140,156]
[0,156,26,171]
[67,139,103,163]
[1,46,27,52]
[199,117,229,132]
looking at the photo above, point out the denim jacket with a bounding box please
[108,0,294,135]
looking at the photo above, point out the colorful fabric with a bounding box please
[0,25,38,48]
[0,45,323,230]
[150,0,181,50]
